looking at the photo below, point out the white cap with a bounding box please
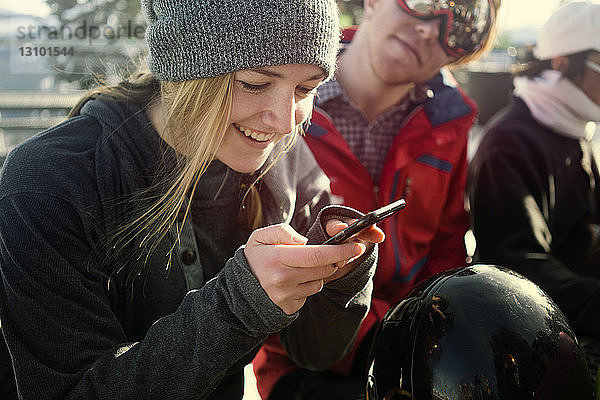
[534,1,600,60]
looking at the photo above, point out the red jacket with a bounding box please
[254,67,476,398]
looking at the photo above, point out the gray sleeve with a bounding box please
[281,204,378,370]
[73,248,295,399]
[73,249,295,399]
[0,193,296,400]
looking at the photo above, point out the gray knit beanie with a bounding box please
[141,0,340,81]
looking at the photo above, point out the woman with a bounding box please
[0,0,384,398]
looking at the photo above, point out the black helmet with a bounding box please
[366,265,594,400]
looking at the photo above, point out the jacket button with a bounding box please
[181,249,196,265]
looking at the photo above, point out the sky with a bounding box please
[496,0,561,31]
[4,0,563,31]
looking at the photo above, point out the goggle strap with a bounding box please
[397,0,489,57]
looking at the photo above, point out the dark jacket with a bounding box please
[468,97,600,337]
[0,98,377,399]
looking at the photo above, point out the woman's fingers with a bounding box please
[276,279,326,315]
[355,225,385,243]
[296,279,325,298]
[249,223,308,246]
[278,243,366,268]
[324,218,385,244]
[244,223,369,315]
[324,219,352,237]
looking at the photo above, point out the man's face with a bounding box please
[363,0,456,85]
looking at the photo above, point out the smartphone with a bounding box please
[322,198,406,245]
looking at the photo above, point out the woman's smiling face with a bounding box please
[216,64,326,173]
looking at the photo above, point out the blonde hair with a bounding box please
[135,75,235,265]
[73,70,298,284]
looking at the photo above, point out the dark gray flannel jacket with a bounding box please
[0,99,376,399]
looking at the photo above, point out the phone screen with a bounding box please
[322,198,406,245]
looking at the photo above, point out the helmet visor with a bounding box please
[397,0,493,57]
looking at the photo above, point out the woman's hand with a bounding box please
[321,218,385,284]
[244,224,368,315]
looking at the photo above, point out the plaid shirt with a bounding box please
[316,78,430,183]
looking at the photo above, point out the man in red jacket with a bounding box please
[254,0,502,398]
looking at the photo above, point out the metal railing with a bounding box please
[0,90,85,166]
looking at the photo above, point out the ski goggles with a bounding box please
[396,0,493,57]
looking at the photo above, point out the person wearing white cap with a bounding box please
[468,0,600,383]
